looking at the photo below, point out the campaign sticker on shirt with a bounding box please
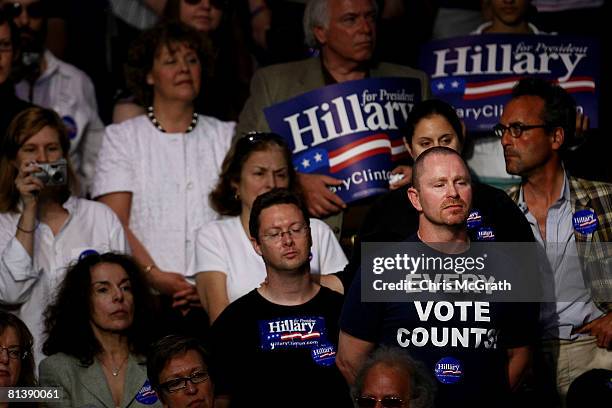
[135,379,159,405]
[572,209,598,235]
[434,357,463,384]
[476,226,496,241]
[466,209,483,229]
[62,116,78,140]
[259,316,328,351]
[311,343,337,367]
[78,249,99,261]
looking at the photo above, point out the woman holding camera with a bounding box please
[0,107,128,365]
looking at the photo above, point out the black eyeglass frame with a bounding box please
[159,371,210,393]
[492,122,551,139]
[2,2,46,19]
[354,395,406,408]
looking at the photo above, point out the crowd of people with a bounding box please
[0,0,610,407]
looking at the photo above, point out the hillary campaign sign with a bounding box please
[264,78,422,203]
[419,34,599,132]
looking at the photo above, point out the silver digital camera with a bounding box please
[32,159,68,186]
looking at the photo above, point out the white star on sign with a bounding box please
[436,82,445,90]
[451,80,459,88]
[302,159,310,168]
[314,153,322,162]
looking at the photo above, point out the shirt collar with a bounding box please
[517,168,570,213]
[38,49,60,83]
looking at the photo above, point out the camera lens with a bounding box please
[51,172,65,184]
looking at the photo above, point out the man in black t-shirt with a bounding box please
[337,147,538,407]
[210,189,352,408]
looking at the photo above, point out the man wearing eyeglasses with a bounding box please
[148,335,213,408]
[501,77,612,402]
[209,188,352,408]
[0,0,104,195]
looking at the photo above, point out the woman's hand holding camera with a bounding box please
[15,161,44,207]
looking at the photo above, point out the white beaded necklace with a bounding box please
[147,106,198,133]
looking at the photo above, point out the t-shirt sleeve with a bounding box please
[192,223,229,277]
[498,302,540,349]
[209,307,238,396]
[311,219,348,275]
[339,269,383,342]
[91,123,134,198]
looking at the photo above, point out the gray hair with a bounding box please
[351,346,436,408]
[303,0,378,48]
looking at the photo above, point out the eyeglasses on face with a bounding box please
[262,224,309,242]
[3,2,46,19]
[0,346,26,360]
[355,395,405,408]
[183,0,228,9]
[160,371,209,393]
[492,122,549,139]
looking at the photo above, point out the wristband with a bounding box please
[16,221,39,234]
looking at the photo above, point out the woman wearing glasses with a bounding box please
[39,252,162,408]
[193,132,347,323]
[0,312,37,405]
[147,335,213,408]
[93,22,234,328]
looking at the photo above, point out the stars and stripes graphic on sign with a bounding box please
[293,134,409,174]
[432,76,596,100]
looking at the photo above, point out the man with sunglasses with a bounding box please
[501,77,612,402]
[352,346,435,408]
[148,335,213,408]
[209,189,352,408]
[1,0,104,195]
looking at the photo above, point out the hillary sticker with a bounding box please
[466,209,483,229]
[135,380,159,405]
[311,343,337,367]
[259,316,328,351]
[434,357,463,384]
[573,209,598,235]
[62,116,78,140]
[476,226,496,241]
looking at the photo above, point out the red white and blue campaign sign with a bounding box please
[264,78,422,203]
[419,34,599,132]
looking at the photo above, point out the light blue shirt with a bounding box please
[517,172,603,339]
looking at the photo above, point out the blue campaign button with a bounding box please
[78,249,99,261]
[311,343,337,367]
[466,209,483,229]
[476,226,495,241]
[572,209,598,235]
[434,357,463,384]
[135,379,159,405]
[62,116,78,140]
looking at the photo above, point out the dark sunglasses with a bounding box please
[3,2,46,19]
[183,0,228,9]
[355,396,405,408]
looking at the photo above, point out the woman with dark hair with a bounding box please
[192,132,347,323]
[113,0,253,123]
[93,22,234,326]
[0,107,127,365]
[0,311,37,396]
[39,252,162,407]
[341,99,535,286]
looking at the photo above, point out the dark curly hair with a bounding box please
[209,132,298,216]
[42,252,158,365]
[0,312,37,387]
[124,20,209,107]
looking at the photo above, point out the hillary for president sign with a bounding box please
[264,78,422,203]
[419,34,599,132]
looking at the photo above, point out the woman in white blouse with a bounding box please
[0,107,127,365]
[92,22,234,319]
[194,132,347,323]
